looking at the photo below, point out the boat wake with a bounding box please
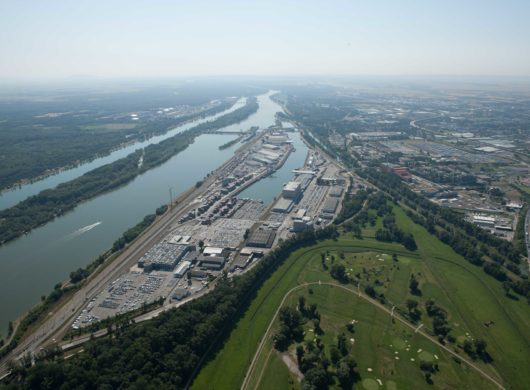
[65,221,102,240]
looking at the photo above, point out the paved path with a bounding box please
[242,282,505,390]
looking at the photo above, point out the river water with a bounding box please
[0,91,307,336]
[0,98,248,211]
[237,131,307,204]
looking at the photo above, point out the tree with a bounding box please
[296,345,305,364]
[406,299,421,322]
[364,284,376,298]
[273,331,290,351]
[298,295,306,313]
[337,333,348,356]
[409,274,421,295]
[336,357,358,389]
[302,367,329,390]
[329,346,341,365]
[463,340,474,356]
[474,338,487,355]
[330,264,348,283]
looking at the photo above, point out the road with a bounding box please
[241,282,505,390]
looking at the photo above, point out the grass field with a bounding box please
[191,205,530,389]
[249,284,496,389]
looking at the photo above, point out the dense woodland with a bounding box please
[1,226,339,389]
[357,169,529,302]
[0,97,259,245]
[0,83,265,190]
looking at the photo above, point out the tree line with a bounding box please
[3,226,339,389]
[0,98,259,245]
[359,168,529,303]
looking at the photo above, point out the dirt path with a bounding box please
[281,353,304,382]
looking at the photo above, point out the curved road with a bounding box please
[241,282,505,390]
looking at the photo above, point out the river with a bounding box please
[237,131,307,204]
[0,97,249,211]
[0,91,305,336]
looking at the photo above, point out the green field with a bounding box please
[191,205,530,389]
[249,284,496,389]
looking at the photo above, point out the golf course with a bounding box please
[191,204,530,389]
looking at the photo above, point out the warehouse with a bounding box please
[272,197,294,213]
[197,255,226,270]
[262,143,280,150]
[321,197,339,214]
[252,154,274,165]
[172,289,191,301]
[246,229,276,248]
[328,186,343,197]
[138,243,191,272]
[173,260,191,278]
[266,134,290,144]
[202,247,229,258]
[282,181,302,199]
[257,149,280,160]
[472,215,495,227]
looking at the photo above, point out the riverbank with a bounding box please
[0,92,281,339]
[0,98,259,246]
[0,99,239,194]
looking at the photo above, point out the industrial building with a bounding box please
[382,164,412,181]
[292,217,313,232]
[283,181,302,199]
[472,215,495,227]
[230,249,254,272]
[272,197,294,213]
[321,197,339,214]
[252,154,274,165]
[173,260,192,278]
[138,243,192,272]
[197,255,226,270]
[328,186,343,197]
[262,143,280,150]
[318,176,345,185]
[172,289,191,301]
[202,247,229,258]
[350,131,404,141]
[246,229,276,248]
[266,134,290,144]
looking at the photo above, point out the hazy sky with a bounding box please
[1,0,529,81]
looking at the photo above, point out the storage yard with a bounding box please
[72,129,347,328]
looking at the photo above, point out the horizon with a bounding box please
[1,0,530,81]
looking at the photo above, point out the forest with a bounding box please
[0,97,259,245]
[0,83,264,190]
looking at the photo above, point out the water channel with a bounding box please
[0,98,249,211]
[0,91,309,336]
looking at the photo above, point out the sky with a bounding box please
[1,0,529,81]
